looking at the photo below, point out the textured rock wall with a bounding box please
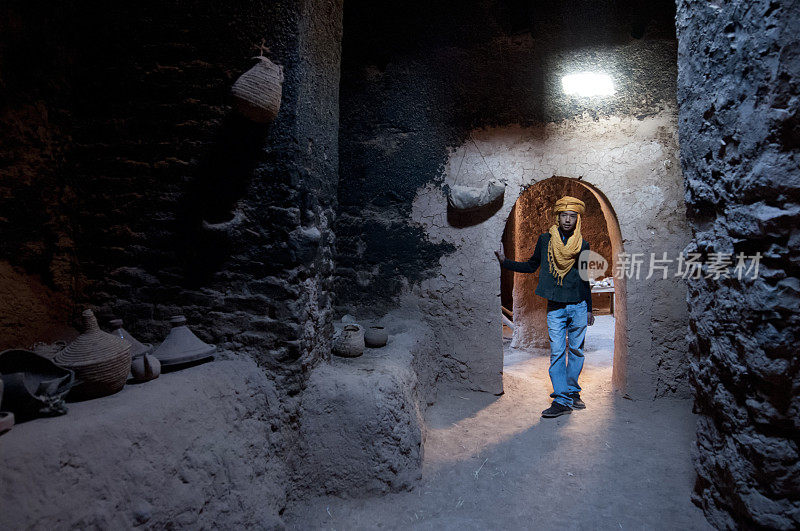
[0,3,81,346]
[0,0,343,394]
[0,261,76,350]
[336,0,690,396]
[1,0,345,519]
[676,0,800,527]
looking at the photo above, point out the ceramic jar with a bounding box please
[364,326,388,348]
[109,319,152,358]
[108,318,160,382]
[130,354,161,382]
[152,316,215,369]
[333,324,364,358]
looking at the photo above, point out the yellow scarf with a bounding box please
[547,215,583,285]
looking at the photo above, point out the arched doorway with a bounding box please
[500,176,628,391]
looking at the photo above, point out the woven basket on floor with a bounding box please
[231,55,284,123]
[55,310,131,399]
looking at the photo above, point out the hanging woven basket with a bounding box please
[55,310,131,399]
[231,55,284,123]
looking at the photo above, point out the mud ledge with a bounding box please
[293,310,436,498]
[0,359,288,529]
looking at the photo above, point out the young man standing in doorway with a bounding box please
[495,195,594,418]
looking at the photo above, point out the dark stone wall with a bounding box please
[335,0,679,316]
[676,0,800,527]
[0,0,343,393]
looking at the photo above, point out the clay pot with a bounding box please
[0,376,12,435]
[0,412,13,434]
[333,324,364,358]
[231,56,284,123]
[131,354,161,382]
[55,310,131,399]
[152,316,215,369]
[364,326,388,348]
[108,319,152,358]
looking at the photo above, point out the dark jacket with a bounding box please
[502,229,592,312]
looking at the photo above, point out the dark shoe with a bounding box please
[569,393,586,409]
[541,401,572,418]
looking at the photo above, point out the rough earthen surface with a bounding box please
[295,313,433,497]
[0,261,77,350]
[286,316,710,529]
[676,0,800,528]
[0,360,288,529]
[0,0,349,519]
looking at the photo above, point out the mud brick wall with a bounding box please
[336,0,689,396]
[676,0,800,527]
[0,0,344,393]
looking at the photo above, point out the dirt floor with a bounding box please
[286,315,711,530]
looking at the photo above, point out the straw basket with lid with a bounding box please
[231,55,284,123]
[55,310,132,399]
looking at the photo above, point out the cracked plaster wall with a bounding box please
[336,0,689,398]
[411,114,690,397]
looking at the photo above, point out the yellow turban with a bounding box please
[547,196,585,285]
[553,196,586,215]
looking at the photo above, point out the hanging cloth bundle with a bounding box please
[447,179,506,211]
[446,135,506,211]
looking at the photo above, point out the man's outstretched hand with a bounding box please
[494,249,506,264]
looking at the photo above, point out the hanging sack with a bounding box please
[447,178,506,211]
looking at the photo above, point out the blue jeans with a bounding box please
[546,300,588,407]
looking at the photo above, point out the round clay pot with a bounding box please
[108,319,152,358]
[0,366,12,434]
[333,324,364,358]
[364,326,388,348]
[0,411,13,434]
[131,354,161,382]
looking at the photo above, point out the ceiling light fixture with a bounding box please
[561,72,615,97]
